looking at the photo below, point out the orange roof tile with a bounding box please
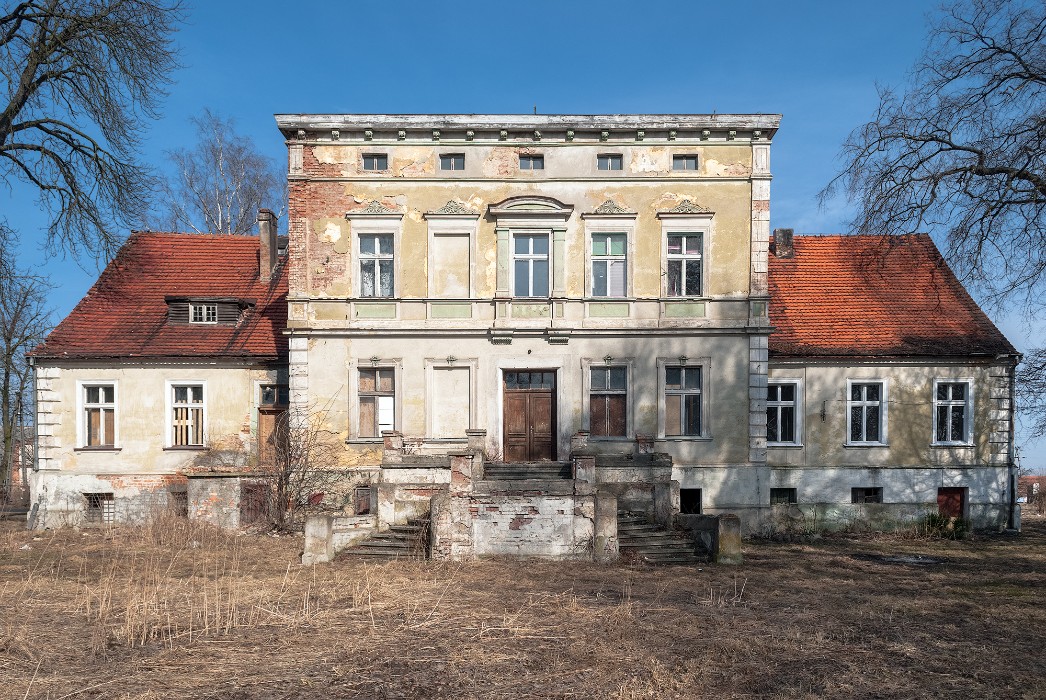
[32,233,287,361]
[768,234,1016,358]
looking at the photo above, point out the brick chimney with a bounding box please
[773,227,794,259]
[258,209,278,281]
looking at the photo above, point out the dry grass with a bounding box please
[2,515,1045,699]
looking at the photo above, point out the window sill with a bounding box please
[931,442,974,449]
[768,443,804,449]
[589,436,634,442]
[658,436,713,442]
[162,446,207,452]
[345,438,384,445]
[843,442,889,448]
[74,446,122,453]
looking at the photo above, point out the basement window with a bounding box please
[851,487,883,504]
[680,488,702,515]
[84,493,115,524]
[770,488,798,505]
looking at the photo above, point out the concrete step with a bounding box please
[483,462,572,480]
[340,518,430,562]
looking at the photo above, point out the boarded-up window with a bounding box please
[430,233,470,297]
[359,369,395,438]
[84,384,115,447]
[171,384,204,446]
[590,366,627,437]
[431,366,470,438]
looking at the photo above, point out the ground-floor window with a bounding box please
[770,487,798,505]
[359,368,395,438]
[680,488,702,514]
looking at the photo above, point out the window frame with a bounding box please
[510,231,551,298]
[770,487,798,505]
[657,358,711,440]
[597,153,623,171]
[589,230,629,298]
[189,302,218,324]
[349,360,403,442]
[357,232,396,298]
[851,487,884,504]
[83,492,116,524]
[166,380,206,449]
[672,154,699,171]
[582,358,634,440]
[425,358,478,440]
[425,213,478,299]
[767,379,802,446]
[362,153,388,171]
[932,378,974,446]
[659,214,712,300]
[519,154,545,171]
[845,379,889,446]
[77,380,118,449]
[439,153,465,171]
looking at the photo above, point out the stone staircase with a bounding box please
[483,462,573,480]
[338,518,430,562]
[617,512,708,565]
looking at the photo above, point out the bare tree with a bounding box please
[153,109,285,235]
[0,0,184,258]
[823,0,1044,303]
[0,247,52,502]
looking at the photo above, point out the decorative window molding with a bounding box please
[349,358,403,441]
[767,379,802,446]
[488,196,573,298]
[845,379,888,446]
[424,204,479,298]
[425,358,478,439]
[511,232,550,297]
[932,378,974,446]
[657,357,711,439]
[346,206,404,299]
[77,381,117,449]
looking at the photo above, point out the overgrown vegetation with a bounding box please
[2,516,1045,698]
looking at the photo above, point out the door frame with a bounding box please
[502,369,558,462]
[492,358,566,462]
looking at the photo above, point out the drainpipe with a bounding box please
[1007,354,1019,530]
[27,356,37,474]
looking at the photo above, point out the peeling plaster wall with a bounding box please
[469,494,595,559]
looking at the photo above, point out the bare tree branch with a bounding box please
[0,0,184,259]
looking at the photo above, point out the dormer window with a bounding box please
[190,303,218,324]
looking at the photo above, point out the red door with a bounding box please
[503,371,556,462]
[937,487,966,519]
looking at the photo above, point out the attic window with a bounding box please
[190,303,217,324]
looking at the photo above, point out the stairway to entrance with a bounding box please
[617,512,708,565]
[483,462,573,480]
[338,518,430,562]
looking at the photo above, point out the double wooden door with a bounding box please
[503,370,556,462]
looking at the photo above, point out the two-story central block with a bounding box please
[276,114,780,528]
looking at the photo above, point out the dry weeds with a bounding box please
[1,514,1045,699]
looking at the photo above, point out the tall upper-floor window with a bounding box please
[666,234,702,296]
[512,234,549,297]
[360,234,394,297]
[934,380,972,444]
[591,233,627,297]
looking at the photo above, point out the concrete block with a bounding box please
[716,514,743,564]
[302,514,334,564]
[593,491,618,563]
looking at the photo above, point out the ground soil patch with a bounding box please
[2,515,1044,699]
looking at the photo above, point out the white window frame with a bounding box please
[347,214,403,299]
[190,302,217,324]
[362,153,388,171]
[581,358,635,440]
[588,231,629,298]
[358,233,395,298]
[349,359,403,441]
[439,153,465,171]
[165,380,206,448]
[767,379,803,446]
[845,379,889,446]
[76,380,118,449]
[657,357,712,440]
[510,231,551,298]
[932,378,974,446]
[597,153,623,171]
[659,214,712,299]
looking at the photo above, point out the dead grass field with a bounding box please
[1,516,1044,700]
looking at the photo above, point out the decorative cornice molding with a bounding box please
[593,199,633,215]
[346,200,403,218]
[664,199,713,215]
[426,200,479,217]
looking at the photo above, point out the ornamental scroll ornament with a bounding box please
[665,199,712,214]
[359,200,398,214]
[428,200,477,216]
[592,199,633,215]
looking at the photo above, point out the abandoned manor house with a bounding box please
[27,113,1021,561]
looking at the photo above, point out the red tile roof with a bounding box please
[768,234,1016,358]
[32,233,287,361]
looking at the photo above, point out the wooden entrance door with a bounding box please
[503,370,556,462]
[937,487,966,519]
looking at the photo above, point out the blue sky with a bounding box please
[3,0,1044,467]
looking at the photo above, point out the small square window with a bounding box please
[851,487,883,504]
[520,154,544,170]
[672,154,699,171]
[597,154,623,171]
[190,303,217,324]
[260,384,289,407]
[680,488,702,515]
[440,153,465,170]
[770,488,797,505]
[84,492,115,524]
[363,153,388,171]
